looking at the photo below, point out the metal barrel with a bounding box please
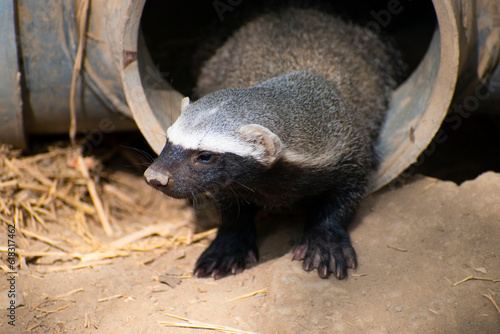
[1,0,139,149]
[2,0,499,190]
[373,0,500,190]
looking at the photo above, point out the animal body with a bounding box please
[145,8,399,279]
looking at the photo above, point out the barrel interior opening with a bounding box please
[139,0,437,98]
[410,113,500,184]
[136,0,500,186]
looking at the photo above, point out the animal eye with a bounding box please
[197,153,214,163]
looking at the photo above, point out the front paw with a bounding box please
[291,229,357,279]
[194,237,259,279]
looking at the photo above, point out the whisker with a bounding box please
[120,145,156,163]
[190,189,198,208]
[225,184,242,216]
[124,162,152,167]
[194,186,211,208]
[233,180,254,193]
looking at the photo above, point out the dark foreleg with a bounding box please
[292,182,365,279]
[194,201,258,279]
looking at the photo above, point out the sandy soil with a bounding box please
[1,169,499,334]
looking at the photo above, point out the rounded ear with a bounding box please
[238,124,282,166]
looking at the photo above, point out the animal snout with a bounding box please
[144,167,170,190]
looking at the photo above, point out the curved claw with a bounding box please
[292,236,357,280]
[194,245,259,279]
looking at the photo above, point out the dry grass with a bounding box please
[159,313,262,334]
[0,143,205,274]
[452,275,500,286]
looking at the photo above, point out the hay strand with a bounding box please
[12,158,53,186]
[76,155,113,236]
[98,294,123,302]
[69,0,90,144]
[55,288,84,299]
[20,202,47,230]
[226,288,269,302]
[160,314,262,334]
[387,245,408,252]
[0,180,17,188]
[35,304,71,314]
[103,183,146,213]
[20,229,71,252]
[483,293,500,314]
[453,275,500,286]
[18,182,95,215]
[181,228,218,245]
[109,223,179,249]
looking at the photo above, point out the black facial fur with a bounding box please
[146,140,264,200]
[146,138,368,280]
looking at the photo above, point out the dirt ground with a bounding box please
[0,148,499,333]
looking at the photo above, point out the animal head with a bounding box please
[144,91,283,199]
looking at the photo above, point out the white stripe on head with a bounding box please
[166,122,256,157]
[166,95,279,164]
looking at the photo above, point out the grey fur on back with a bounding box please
[194,8,398,145]
[148,6,402,280]
[170,71,366,167]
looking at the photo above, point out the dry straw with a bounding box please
[0,144,203,273]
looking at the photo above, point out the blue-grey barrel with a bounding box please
[0,2,24,147]
[0,0,499,191]
[1,0,137,148]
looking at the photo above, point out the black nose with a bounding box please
[146,178,166,190]
[144,167,170,190]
